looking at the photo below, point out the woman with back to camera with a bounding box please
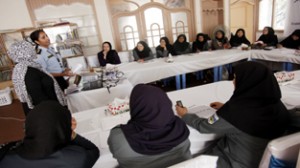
[108,84,191,168]
[256,26,278,47]
[8,40,66,115]
[212,30,231,50]
[192,33,210,52]
[30,29,73,91]
[132,41,154,62]
[173,34,191,55]
[0,101,100,168]
[97,41,121,66]
[156,37,176,58]
[176,61,289,168]
[229,28,251,47]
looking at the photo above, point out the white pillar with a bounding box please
[194,0,202,33]
[223,0,230,28]
[93,0,115,48]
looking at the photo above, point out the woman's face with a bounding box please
[103,43,110,52]
[263,28,269,35]
[216,32,223,39]
[137,43,144,51]
[198,35,204,42]
[160,39,166,46]
[292,35,299,41]
[36,32,50,48]
[178,36,185,43]
[237,30,244,37]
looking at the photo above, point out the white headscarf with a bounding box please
[8,40,66,109]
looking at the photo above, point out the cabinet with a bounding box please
[0,23,83,82]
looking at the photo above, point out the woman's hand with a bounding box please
[175,105,188,117]
[277,44,283,48]
[210,102,224,110]
[71,117,77,131]
[137,59,144,63]
[63,69,74,76]
[71,117,77,140]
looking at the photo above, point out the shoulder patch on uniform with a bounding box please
[208,113,219,124]
[47,54,54,58]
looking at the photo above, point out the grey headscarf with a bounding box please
[8,40,66,109]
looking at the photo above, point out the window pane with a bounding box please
[274,0,287,30]
[258,0,273,30]
[118,16,139,50]
[171,12,189,39]
[144,8,164,29]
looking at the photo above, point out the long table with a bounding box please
[118,48,300,88]
[73,70,300,168]
[118,49,250,86]
[67,79,133,113]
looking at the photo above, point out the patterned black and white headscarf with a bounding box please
[8,40,66,109]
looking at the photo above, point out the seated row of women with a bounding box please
[0,61,290,168]
[98,27,300,65]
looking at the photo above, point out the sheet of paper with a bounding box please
[168,155,218,168]
[188,105,216,119]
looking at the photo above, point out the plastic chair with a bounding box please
[66,56,88,72]
[259,132,300,168]
[86,55,100,68]
[118,51,133,63]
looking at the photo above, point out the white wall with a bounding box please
[93,0,115,48]
[0,0,33,30]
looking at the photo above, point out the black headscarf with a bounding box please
[230,29,251,47]
[134,41,152,59]
[99,41,120,65]
[156,37,175,55]
[16,101,72,159]
[280,29,300,49]
[173,34,190,53]
[217,62,288,140]
[257,27,278,46]
[192,33,208,52]
[120,84,190,155]
[215,30,228,43]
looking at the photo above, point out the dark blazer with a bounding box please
[22,67,59,115]
[97,50,121,66]
[0,134,100,168]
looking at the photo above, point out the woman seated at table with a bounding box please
[229,28,251,47]
[156,37,176,58]
[108,84,191,168]
[277,29,300,49]
[176,61,289,168]
[0,101,100,168]
[133,41,154,62]
[192,33,210,52]
[212,30,231,50]
[256,26,278,47]
[8,40,66,116]
[97,41,121,66]
[173,34,191,55]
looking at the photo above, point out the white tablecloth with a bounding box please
[250,48,300,64]
[67,79,133,113]
[73,70,300,168]
[118,48,300,86]
[118,49,250,85]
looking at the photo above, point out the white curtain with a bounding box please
[284,0,300,36]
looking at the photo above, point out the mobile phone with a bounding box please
[176,100,184,107]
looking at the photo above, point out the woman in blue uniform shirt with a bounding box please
[30,29,73,91]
